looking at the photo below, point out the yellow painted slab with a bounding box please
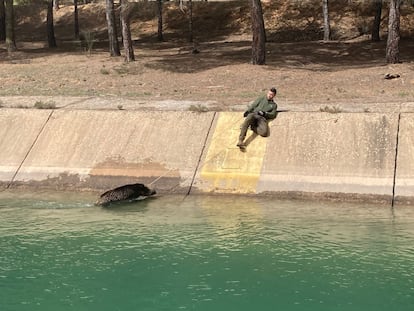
[199,112,267,193]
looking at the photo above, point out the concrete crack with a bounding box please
[391,113,401,207]
[186,112,217,196]
[6,110,55,189]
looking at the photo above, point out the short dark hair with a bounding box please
[270,87,277,94]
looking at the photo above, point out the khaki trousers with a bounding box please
[239,113,270,142]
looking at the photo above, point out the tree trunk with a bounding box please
[105,0,120,56]
[120,0,134,62]
[157,0,163,41]
[188,0,193,43]
[250,0,266,65]
[322,0,330,41]
[74,0,79,39]
[371,0,382,41]
[0,0,5,41]
[5,0,16,52]
[386,0,401,63]
[47,0,57,48]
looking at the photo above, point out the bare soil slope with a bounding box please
[0,0,413,111]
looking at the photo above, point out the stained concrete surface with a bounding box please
[0,106,412,204]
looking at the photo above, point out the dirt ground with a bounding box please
[0,1,413,112]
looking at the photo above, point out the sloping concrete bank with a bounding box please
[0,108,413,205]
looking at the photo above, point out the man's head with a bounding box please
[267,87,277,100]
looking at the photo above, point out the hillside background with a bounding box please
[13,0,414,42]
[1,0,413,111]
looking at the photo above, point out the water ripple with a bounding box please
[2,192,414,310]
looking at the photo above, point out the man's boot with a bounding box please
[237,138,246,148]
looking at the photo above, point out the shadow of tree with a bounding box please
[266,38,414,69]
[140,40,251,73]
[135,38,414,74]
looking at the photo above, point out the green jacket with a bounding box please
[246,95,278,120]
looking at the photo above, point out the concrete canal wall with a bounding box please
[0,108,413,205]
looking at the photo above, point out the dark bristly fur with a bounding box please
[95,183,156,206]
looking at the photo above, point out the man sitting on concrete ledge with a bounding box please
[237,87,278,150]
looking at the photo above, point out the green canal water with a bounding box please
[1,191,414,311]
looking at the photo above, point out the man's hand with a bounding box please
[243,111,249,117]
[258,111,266,117]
